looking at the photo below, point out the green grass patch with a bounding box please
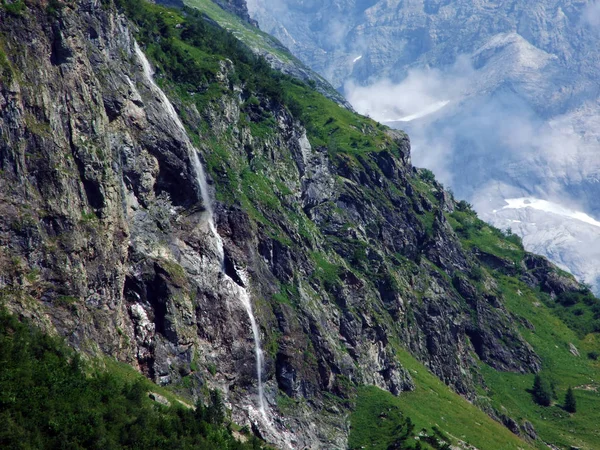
[390,350,535,450]
[478,277,600,449]
[184,0,297,64]
[281,79,399,156]
[349,386,418,450]
[310,251,341,289]
[0,46,14,83]
[2,0,26,16]
[449,210,525,265]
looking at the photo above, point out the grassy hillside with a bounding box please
[449,208,600,449]
[481,278,600,450]
[348,206,600,450]
[350,354,536,450]
[184,0,295,63]
[0,309,264,449]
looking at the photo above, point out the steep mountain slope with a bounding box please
[178,0,352,109]
[1,0,600,449]
[0,308,266,449]
[247,0,600,293]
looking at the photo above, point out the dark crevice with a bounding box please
[466,328,485,360]
[223,251,245,287]
[50,24,73,66]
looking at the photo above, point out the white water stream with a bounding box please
[134,42,268,422]
[235,280,267,418]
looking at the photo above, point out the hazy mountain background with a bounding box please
[247,0,600,292]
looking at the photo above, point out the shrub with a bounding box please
[2,0,26,16]
[420,168,436,182]
[456,200,473,212]
[470,265,484,282]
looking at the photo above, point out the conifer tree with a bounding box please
[532,374,553,406]
[564,387,577,413]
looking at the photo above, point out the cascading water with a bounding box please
[134,42,268,422]
[233,279,267,419]
[134,41,224,265]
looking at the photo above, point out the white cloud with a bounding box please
[582,1,600,27]
[344,56,474,123]
[343,52,595,207]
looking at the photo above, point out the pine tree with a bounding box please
[564,387,577,413]
[532,374,553,406]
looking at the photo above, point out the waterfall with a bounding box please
[134,42,268,422]
[134,42,224,266]
[234,280,268,420]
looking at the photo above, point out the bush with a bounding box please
[420,168,436,183]
[2,0,26,16]
[470,265,484,282]
[456,200,473,212]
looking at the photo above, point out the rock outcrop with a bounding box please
[213,0,258,26]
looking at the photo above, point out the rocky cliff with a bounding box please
[213,0,258,26]
[0,0,597,448]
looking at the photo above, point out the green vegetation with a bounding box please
[114,0,284,101]
[469,262,600,448]
[349,369,534,450]
[311,251,341,290]
[349,387,416,450]
[0,308,265,449]
[543,288,600,338]
[1,0,26,16]
[448,209,524,264]
[184,0,296,63]
[280,79,400,156]
[532,374,553,406]
[393,350,537,450]
[0,46,13,83]
[445,202,600,448]
[419,169,435,183]
[450,206,600,339]
[564,387,577,413]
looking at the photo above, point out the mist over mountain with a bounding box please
[248,0,600,292]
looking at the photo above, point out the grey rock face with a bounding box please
[213,0,259,26]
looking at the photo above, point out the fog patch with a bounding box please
[582,1,600,28]
[344,56,473,123]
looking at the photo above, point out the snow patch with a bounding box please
[500,197,600,228]
[387,100,450,122]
